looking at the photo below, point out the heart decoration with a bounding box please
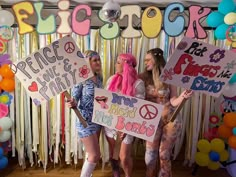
[28,81,38,92]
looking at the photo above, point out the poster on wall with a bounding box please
[92,88,164,142]
[160,37,236,97]
[14,36,93,105]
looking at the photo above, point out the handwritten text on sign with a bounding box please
[14,36,93,105]
[160,37,236,97]
[92,88,164,142]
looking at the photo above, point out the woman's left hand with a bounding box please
[119,132,126,140]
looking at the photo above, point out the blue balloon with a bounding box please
[0,156,8,170]
[233,127,236,136]
[209,151,220,162]
[0,147,3,158]
[218,0,235,15]
[206,12,224,27]
[229,74,236,85]
[215,24,229,39]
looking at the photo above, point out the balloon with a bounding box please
[0,147,3,158]
[228,136,236,149]
[0,78,15,92]
[0,64,14,79]
[209,151,220,162]
[218,124,233,138]
[0,156,8,170]
[0,117,12,131]
[0,10,15,27]
[229,74,236,85]
[208,161,220,170]
[220,149,229,162]
[224,12,236,25]
[218,0,235,15]
[215,24,229,39]
[0,130,11,142]
[197,139,211,153]
[222,83,236,101]
[101,0,121,22]
[224,112,236,128]
[211,138,225,153]
[207,12,224,27]
[195,152,210,167]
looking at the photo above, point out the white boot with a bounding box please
[80,160,96,177]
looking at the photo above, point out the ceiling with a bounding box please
[1,0,234,7]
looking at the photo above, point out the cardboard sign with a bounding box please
[14,36,93,105]
[92,88,164,142]
[160,37,236,97]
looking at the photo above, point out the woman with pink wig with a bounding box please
[105,53,145,177]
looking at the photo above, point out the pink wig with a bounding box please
[108,53,138,96]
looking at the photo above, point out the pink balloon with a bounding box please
[0,103,8,118]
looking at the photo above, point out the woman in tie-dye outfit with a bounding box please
[139,48,193,177]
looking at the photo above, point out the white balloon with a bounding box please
[222,83,236,98]
[0,10,15,26]
[0,130,11,142]
[0,117,13,131]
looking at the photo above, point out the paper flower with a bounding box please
[204,127,219,141]
[79,65,90,78]
[209,49,225,63]
[195,138,229,170]
[0,92,12,105]
[218,112,236,149]
[209,114,220,125]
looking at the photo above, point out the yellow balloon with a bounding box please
[208,161,220,170]
[197,139,211,153]
[220,150,229,162]
[195,152,210,167]
[224,12,236,25]
[211,138,225,153]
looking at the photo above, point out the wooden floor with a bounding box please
[1,156,231,177]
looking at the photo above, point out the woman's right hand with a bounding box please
[65,98,77,108]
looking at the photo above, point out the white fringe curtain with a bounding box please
[7,29,224,170]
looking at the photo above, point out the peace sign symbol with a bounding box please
[64,42,75,54]
[139,104,158,120]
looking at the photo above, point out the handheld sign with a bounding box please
[92,88,164,142]
[14,36,93,106]
[160,37,236,98]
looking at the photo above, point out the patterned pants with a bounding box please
[145,117,182,177]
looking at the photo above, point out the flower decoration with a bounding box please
[206,0,235,40]
[218,112,236,149]
[195,138,229,170]
[0,92,12,105]
[210,114,220,125]
[79,65,90,78]
[209,49,225,63]
[204,127,219,141]
[181,76,190,83]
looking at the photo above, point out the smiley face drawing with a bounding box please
[95,96,109,109]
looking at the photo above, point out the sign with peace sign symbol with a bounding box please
[92,88,164,142]
[139,104,158,120]
[64,42,75,53]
